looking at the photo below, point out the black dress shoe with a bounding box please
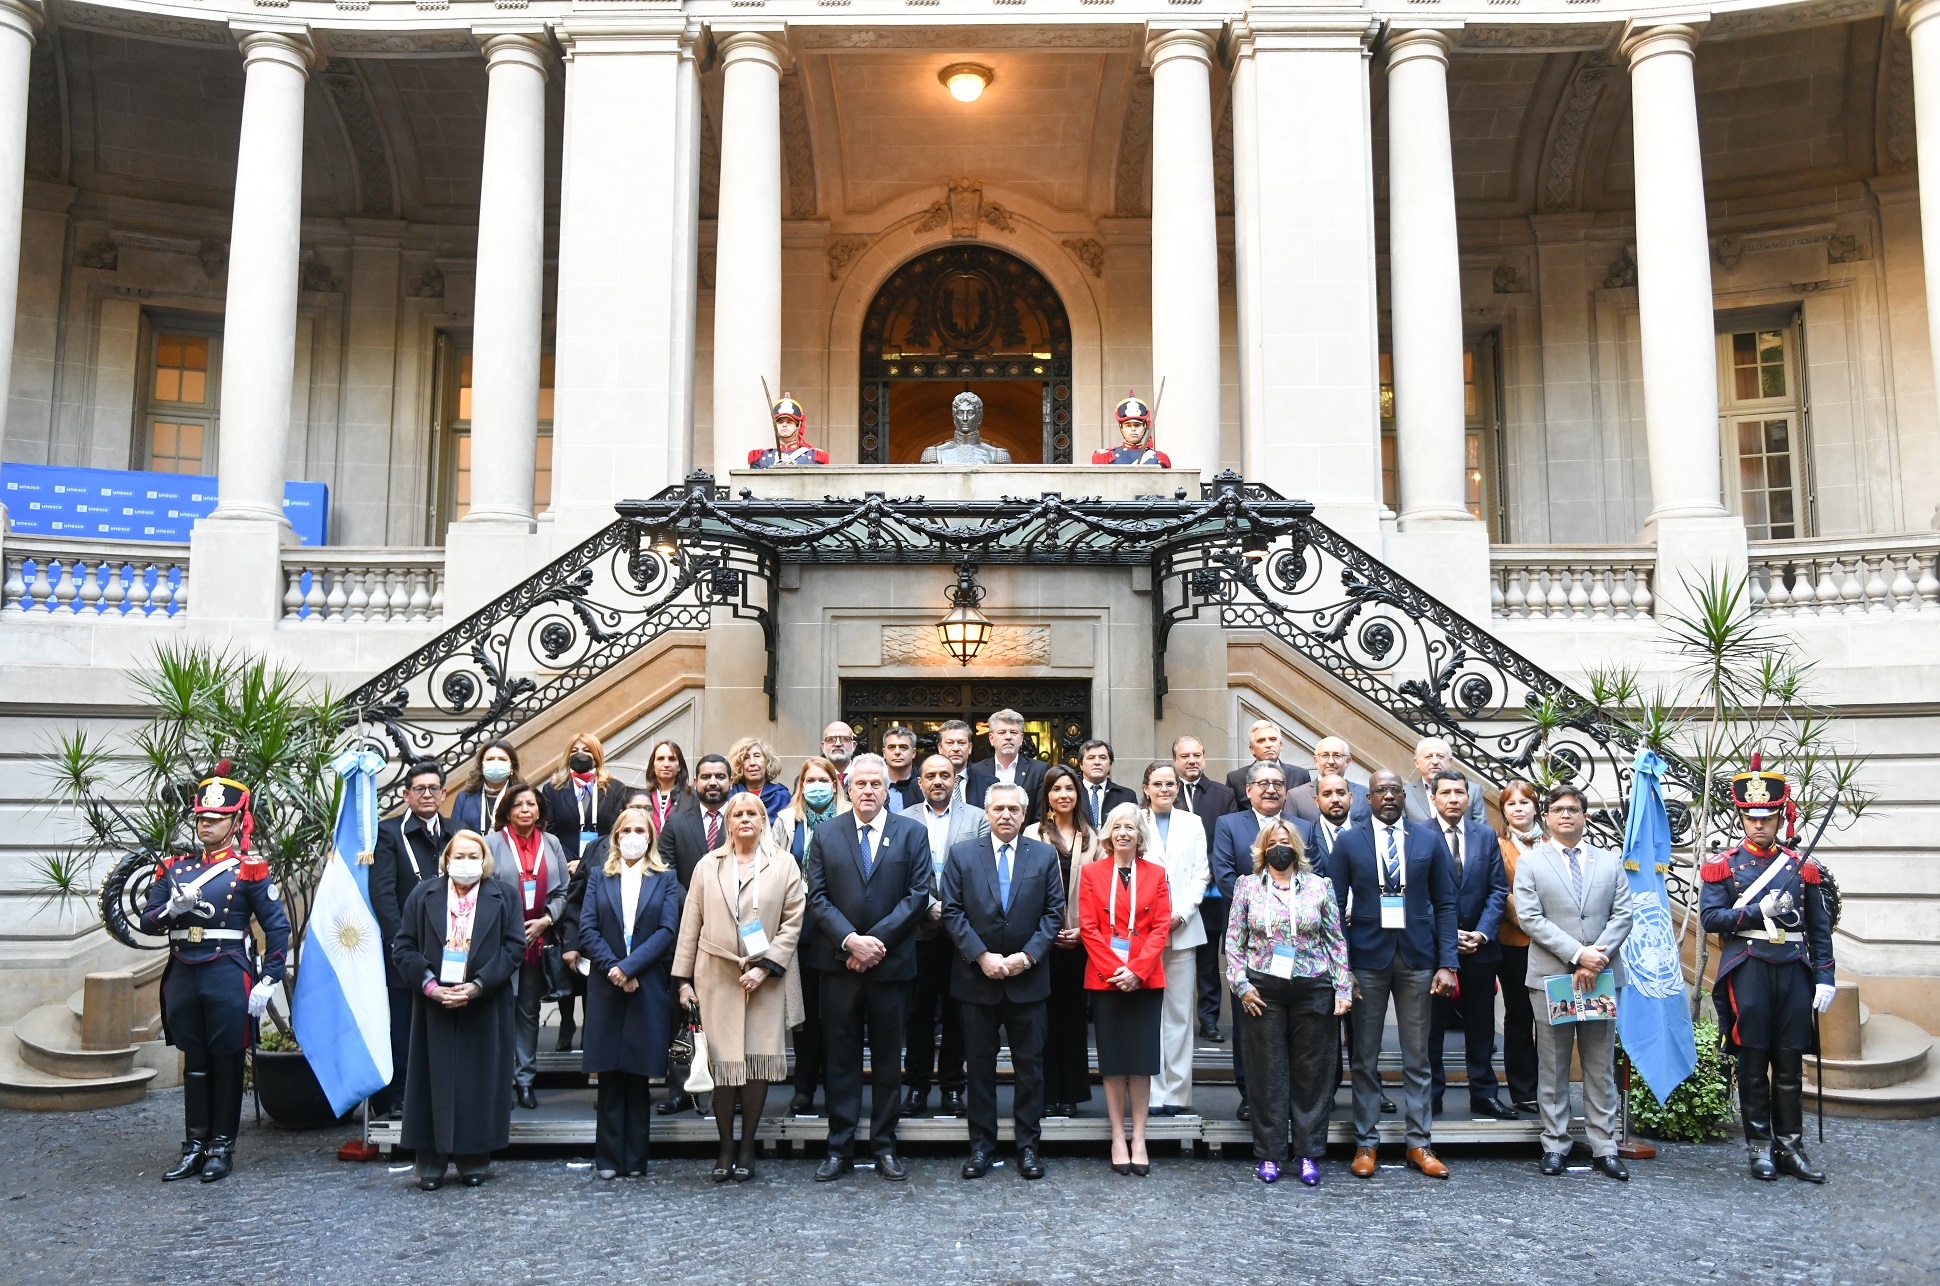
[418,1174,443,1192]
[1471,1098,1520,1121]
[1199,1022,1222,1043]
[555,1026,576,1053]
[1591,1154,1630,1182]
[1749,1142,1778,1181]
[1380,1095,1398,1115]
[961,1150,993,1179]
[1236,1101,1251,1122]
[658,1091,695,1116]
[462,1174,485,1187]
[788,1092,816,1116]
[1431,1098,1444,1116]
[199,1139,234,1183]
[901,1088,927,1118]
[875,1151,909,1181]
[1539,1152,1567,1176]
[814,1155,852,1182]
[940,1089,966,1115]
[162,1140,207,1182]
[1018,1146,1045,1180]
[516,1085,538,1110]
[1514,1100,1541,1115]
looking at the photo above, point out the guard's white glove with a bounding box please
[167,885,199,918]
[247,978,280,1019]
[1758,891,1784,919]
[1813,984,1837,1014]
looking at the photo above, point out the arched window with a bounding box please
[859,246,1073,464]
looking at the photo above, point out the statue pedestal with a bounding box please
[729,465,1200,504]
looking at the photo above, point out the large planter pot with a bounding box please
[253,1049,344,1130]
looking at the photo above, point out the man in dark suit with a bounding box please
[1173,736,1238,1040]
[654,754,733,1113]
[803,753,931,1182]
[1209,761,1314,1118]
[1331,769,1460,1180]
[1288,737,1372,827]
[940,781,1064,1181]
[964,707,1048,814]
[368,759,448,1118]
[1403,735,1486,825]
[1223,718,1312,802]
[883,725,923,812]
[1422,770,1516,1121]
[1304,773,1357,874]
[1076,739,1137,828]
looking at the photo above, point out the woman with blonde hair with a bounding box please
[728,735,791,822]
[1225,818,1350,1187]
[1078,803,1171,1175]
[673,791,806,1181]
[392,829,525,1190]
[578,806,683,1179]
[771,755,849,1114]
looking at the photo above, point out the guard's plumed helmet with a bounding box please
[1730,751,1790,821]
[771,393,806,424]
[190,758,256,852]
[1115,393,1151,424]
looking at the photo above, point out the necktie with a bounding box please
[1182,781,1195,811]
[426,817,439,845]
[706,811,721,851]
[998,843,1013,912]
[1383,826,1400,887]
[1448,827,1463,884]
[1566,846,1584,902]
[1090,786,1103,826]
[860,823,875,877]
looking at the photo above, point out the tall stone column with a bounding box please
[710,28,786,480]
[1384,28,1469,527]
[1146,24,1221,471]
[461,32,550,531]
[1621,21,1742,610]
[0,0,41,441]
[1902,0,1940,437]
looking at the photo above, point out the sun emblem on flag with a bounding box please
[332,916,365,953]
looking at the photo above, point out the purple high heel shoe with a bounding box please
[1256,1160,1280,1184]
[1298,1158,1321,1187]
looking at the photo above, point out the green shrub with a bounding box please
[1625,1016,1732,1142]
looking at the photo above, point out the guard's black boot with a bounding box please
[201,1051,245,1182]
[1739,1049,1777,1181]
[163,1059,211,1182]
[200,1138,235,1183]
[1772,1050,1826,1183]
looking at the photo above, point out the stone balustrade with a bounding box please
[1,539,190,617]
[1748,534,1940,615]
[280,549,446,625]
[1490,547,1656,620]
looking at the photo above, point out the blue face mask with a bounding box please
[803,783,836,809]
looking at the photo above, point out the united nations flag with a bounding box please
[1616,748,1698,1106]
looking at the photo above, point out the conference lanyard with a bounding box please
[578,785,599,857]
[1108,861,1136,962]
[1377,825,1407,929]
[733,859,769,957]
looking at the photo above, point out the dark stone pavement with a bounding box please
[3,1089,1934,1285]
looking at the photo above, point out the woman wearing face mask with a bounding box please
[392,830,526,1190]
[770,757,848,1114]
[486,783,569,1109]
[1078,803,1171,1176]
[1491,779,1543,1115]
[728,735,792,823]
[541,734,629,1052]
[1024,764,1099,1118]
[450,739,521,834]
[578,806,684,1179]
[559,791,654,1017]
[1225,820,1351,1187]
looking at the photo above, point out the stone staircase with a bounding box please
[0,957,173,1111]
[1804,981,1940,1118]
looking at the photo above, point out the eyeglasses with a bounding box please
[823,736,856,746]
[1546,805,1584,816]
[406,784,444,795]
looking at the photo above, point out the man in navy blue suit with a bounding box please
[803,754,933,1182]
[1331,769,1459,1180]
[1210,762,1314,1120]
[1422,771,1517,1121]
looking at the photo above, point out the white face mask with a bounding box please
[618,833,650,861]
[447,858,484,887]
[481,762,512,785]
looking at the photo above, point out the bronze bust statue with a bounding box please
[920,392,1012,465]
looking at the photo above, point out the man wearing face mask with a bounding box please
[655,755,735,1113]
[900,754,989,1117]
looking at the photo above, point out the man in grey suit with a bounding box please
[900,754,990,1116]
[1514,782,1633,1181]
[1403,736,1486,825]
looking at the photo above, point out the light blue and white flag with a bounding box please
[1616,747,1698,1106]
[291,747,393,1116]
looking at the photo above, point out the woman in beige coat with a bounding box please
[674,790,805,1182]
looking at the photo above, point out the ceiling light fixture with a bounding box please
[939,62,993,103]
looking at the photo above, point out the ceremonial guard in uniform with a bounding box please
[748,394,830,468]
[1090,393,1171,467]
[1700,756,1836,1184]
[139,762,290,1182]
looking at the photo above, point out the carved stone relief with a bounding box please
[318,60,397,219]
[1602,244,1637,290]
[1458,24,1619,52]
[1714,234,1744,269]
[1114,71,1153,215]
[826,237,869,280]
[1707,0,1886,39]
[200,239,229,280]
[301,253,342,294]
[1883,23,1915,173]
[1492,263,1528,294]
[414,264,445,298]
[74,239,118,271]
[881,625,1051,667]
[1063,237,1105,277]
[1539,54,1614,213]
[57,4,229,46]
[324,30,475,57]
[981,203,1016,234]
[779,71,816,219]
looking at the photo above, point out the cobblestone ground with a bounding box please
[4,1091,1934,1285]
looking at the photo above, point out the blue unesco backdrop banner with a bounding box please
[1,463,328,546]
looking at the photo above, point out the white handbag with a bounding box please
[685,1028,715,1094]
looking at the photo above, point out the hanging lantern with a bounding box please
[936,562,992,667]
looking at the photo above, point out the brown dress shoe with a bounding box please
[1350,1146,1378,1178]
[1406,1147,1449,1179]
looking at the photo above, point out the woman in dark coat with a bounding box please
[392,828,526,1190]
[579,805,684,1179]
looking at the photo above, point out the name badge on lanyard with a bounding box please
[522,877,538,911]
[1268,944,1298,980]
[1380,894,1406,930]
[440,945,467,984]
[739,920,770,958]
[579,830,600,858]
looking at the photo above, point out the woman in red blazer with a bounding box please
[1079,801,1172,1176]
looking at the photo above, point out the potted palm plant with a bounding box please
[39,641,348,1128]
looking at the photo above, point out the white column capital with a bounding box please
[1144,24,1219,69]
[712,26,790,73]
[1383,26,1454,70]
[231,26,323,75]
[0,0,43,45]
[555,17,693,59]
[1901,0,1940,31]
[478,30,554,79]
[1230,13,1380,59]
[1619,20,1705,66]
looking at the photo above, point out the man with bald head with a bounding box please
[1403,736,1485,825]
[1288,737,1371,828]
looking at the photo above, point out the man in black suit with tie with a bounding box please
[1076,740,1137,828]
[368,759,448,1118]
[940,781,1064,1181]
[1173,736,1238,1040]
[964,708,1048,814]
[1223,719,1312,803]
[1423,771,1517,1121]
[803,754,931,1182]
[654,754,733,1113]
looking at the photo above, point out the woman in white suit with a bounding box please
[1140,761,1208,1114]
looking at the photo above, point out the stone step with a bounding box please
[67,955,167,1043]
[14,1004,138,1080]
[1806,1045,1940,1120]
[1813,1012,1931,1090]
[0,1027,156,1112]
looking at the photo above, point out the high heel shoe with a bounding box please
[711,1151,733,1183]
[1130,1162,1150,1177]
[1111,1161,1131,1175]
[731,1163,753,1182]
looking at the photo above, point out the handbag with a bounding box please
[676,1000,713,1094]
[685,1030,715,1095]
[539,939,577,1002]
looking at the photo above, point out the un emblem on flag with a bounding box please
[1622,890,1684,1000]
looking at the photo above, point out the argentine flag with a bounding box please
[292,747,394,1116]
[1616,748,1699,1106]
